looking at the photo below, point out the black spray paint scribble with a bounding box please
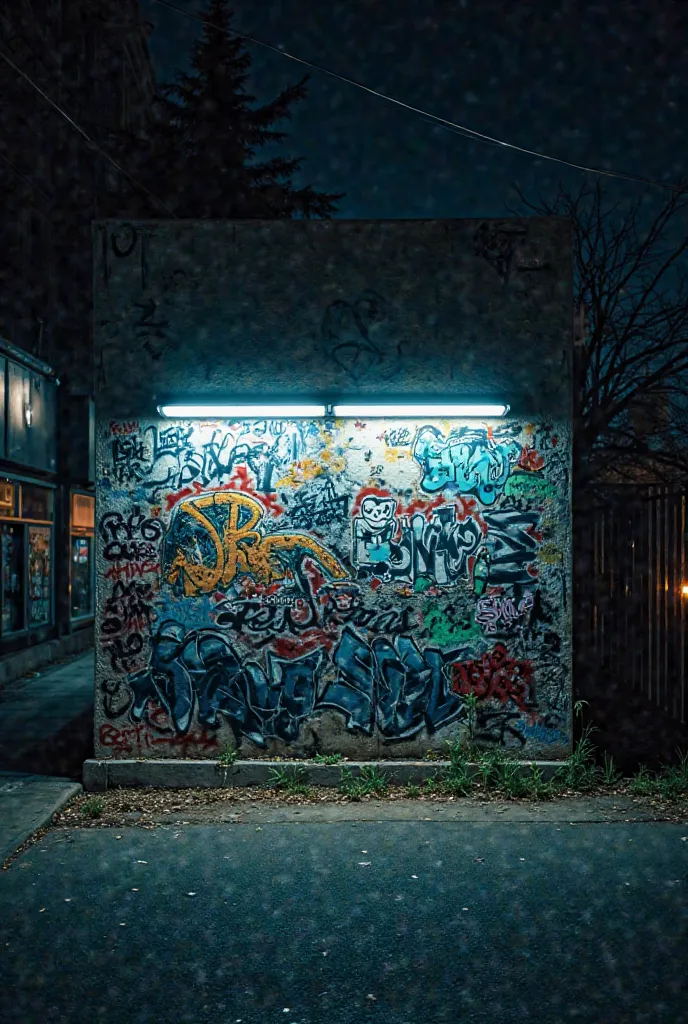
[321,290,402,381]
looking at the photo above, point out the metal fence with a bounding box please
[578,486,687,725]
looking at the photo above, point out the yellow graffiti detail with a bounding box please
[167,491,348,596]
[538,543,561,565]
[274,458,325,489]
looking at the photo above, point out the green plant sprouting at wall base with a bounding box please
[312,753,343,764]
[340,765,390,800]
[462,691,479,742]
[268,764,314,796]
[216,744,238,785]
[628,747,688,801]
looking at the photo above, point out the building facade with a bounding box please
[93,218,574,764]
[0,1,155,677]
[0,336,95,674]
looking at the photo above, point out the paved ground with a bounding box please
[0,771,81,865]
[0,651,94,777]
[1,812,687,1024]
[0,651,93,864]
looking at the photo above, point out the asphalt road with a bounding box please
[1,819,687,1024]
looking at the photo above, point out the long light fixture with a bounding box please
[332,403,509,418]
[158,402,509,419]
[158,404,326,418]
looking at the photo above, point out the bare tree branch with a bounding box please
[511,177,688,494]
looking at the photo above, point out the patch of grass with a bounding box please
[80,797,105,819]
[405,783,422,798]
[340,765,389,800]
[312,753,343,765]
[268,765,314,796]
[628,747,688,802]
[434,740,475,796]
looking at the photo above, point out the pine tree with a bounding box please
[132,0,342,219]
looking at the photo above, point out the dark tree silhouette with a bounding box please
[118,0,342,219]
[514,179,688,493]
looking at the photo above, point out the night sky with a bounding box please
[140,0,688,224]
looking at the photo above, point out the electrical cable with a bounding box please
[0,145,52,202]
[0,44,177,217]
[151,0,688,197]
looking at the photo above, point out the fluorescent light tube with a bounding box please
[332,404,509,418]
[158,404,326,418]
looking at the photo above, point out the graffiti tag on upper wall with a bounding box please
[96,416,571,756]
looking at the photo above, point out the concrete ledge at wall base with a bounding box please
[0,628,94,687]
[83,759,567,792]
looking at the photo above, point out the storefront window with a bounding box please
[21,485,53,522]
[28,525,51,626]
[0,480,17,517]
[2,523,24,632]
[71,492,94,620]
[71,536,93,617]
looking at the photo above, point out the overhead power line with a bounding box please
[152,0,688,197]
[0,144,51,202]
[0,44,176,217]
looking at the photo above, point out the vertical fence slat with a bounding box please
[581,485,687,727]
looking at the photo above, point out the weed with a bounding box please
[340,765,390,800]
[81,797,105,819]
[312,753,343,765]
[492,759,531,798]
[460,691,480,745]
[628,747,688,802]
[216,744,239,784]
[268,765,314,796]
[550,702,601,792]
[601,752,623,787]
[217,745,238,768]
[405,783,422,798]
[422,774,440,795]
[435,741,474,795]
[522,762,557,800]
[475,747,508,789]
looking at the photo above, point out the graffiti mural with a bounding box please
[162,490,347,597]
[352,499,482,586]
[413,425,522,503]
[106,420,320,496]
[96,416,571,758]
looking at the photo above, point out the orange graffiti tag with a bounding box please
[166,491,348,597]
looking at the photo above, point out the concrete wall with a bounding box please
[93,218,573,760]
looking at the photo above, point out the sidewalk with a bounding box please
[0,651,93,864]
[2,809,688,1023]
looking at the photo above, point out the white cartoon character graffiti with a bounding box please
[353,496,398,580]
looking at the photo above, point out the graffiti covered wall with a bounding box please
[95,415,571,758]
[93,218,573,759]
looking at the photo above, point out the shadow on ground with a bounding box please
[0,706,93,780]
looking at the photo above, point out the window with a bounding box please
[71,536,93,617]
[70,491,94,619]
[28,525,51,626]
[0,481,56,637]
[71,492,94,531]
[0,481,17,517]
[1,523,25,633]
[21,484,53,521]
